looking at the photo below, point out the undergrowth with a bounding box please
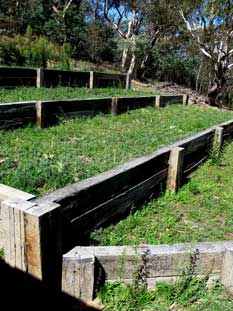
[98,249,233,311]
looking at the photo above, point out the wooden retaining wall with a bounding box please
[0,67,37,88]
[62,242,233,301]
[0,101,36,129]
[0,94,185,129]
[0,67,129,89]
[1,118,233,300]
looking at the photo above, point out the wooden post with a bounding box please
[167,147,184,193]
[183,94,189,105]
[213,126,223,156]
[62,252,95,301]
[126,74,131,89]
[2,199,63,292]
[89,71,95,89]
[36,101,44,128]
[0,184,35,252]
[221,248,233,295]
[155,95,161,107]
[111,97,118,115]
[36,68,44,88]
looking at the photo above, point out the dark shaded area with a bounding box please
[0,259,99,311]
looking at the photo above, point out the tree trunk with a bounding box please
[127,36,136,76]
[128,53,136,76]
[121,48,128,69]
[207,63,227,106]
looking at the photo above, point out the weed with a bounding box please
[98,248,233,310]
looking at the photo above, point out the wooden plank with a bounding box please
[116,96,156,113]
[65,241,230,283]
[33,147,170,223]
[170,128,215,156]
[0,101,36,129]
[0,184,35,203]
[70,167,168,236]
[37,98,112,127]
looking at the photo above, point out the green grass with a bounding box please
[0,87,158,103]
[0,105,233,196]
[91,142,233,246]
[98,279,233,311]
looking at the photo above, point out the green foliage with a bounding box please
[91,142,233,246]
[0,27,72,68]
[144,46,198,88]
[0,104,231,197]
[0,248,4,259]
[98,278,233,310]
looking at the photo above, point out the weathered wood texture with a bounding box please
[0,101,36,129]
[0,184,35,250]
[2,198,63,291]
[0,67,37,88]
[33,147,171,250]
[167,147,184,193]
[170,128,215,176]
[63,241,233,300]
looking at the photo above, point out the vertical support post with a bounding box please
[62,252,95,301]
[36,68,44,88]
[167,147,184,193]
[58,74,62,86]
[155,95,161,108]
[183,94,189,105]
[111,97,119,115]
[213,126,223,156]
[89,71,95,89]
[2,199,63,292]
[126,74,131,89]
[221,248,233,295]
[36,101,44,128]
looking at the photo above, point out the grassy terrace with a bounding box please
[0,105,233,196]
[91,142,233,246]
[0,87,158,103]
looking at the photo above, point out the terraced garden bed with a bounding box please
[1,105,232,195]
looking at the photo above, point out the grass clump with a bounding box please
[98,279,233,311]
[91,142,233,246]
[0,87,158,103]
[0,105,233,195]
[98,249,233,311]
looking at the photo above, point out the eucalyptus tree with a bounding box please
[178,0,233,105]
